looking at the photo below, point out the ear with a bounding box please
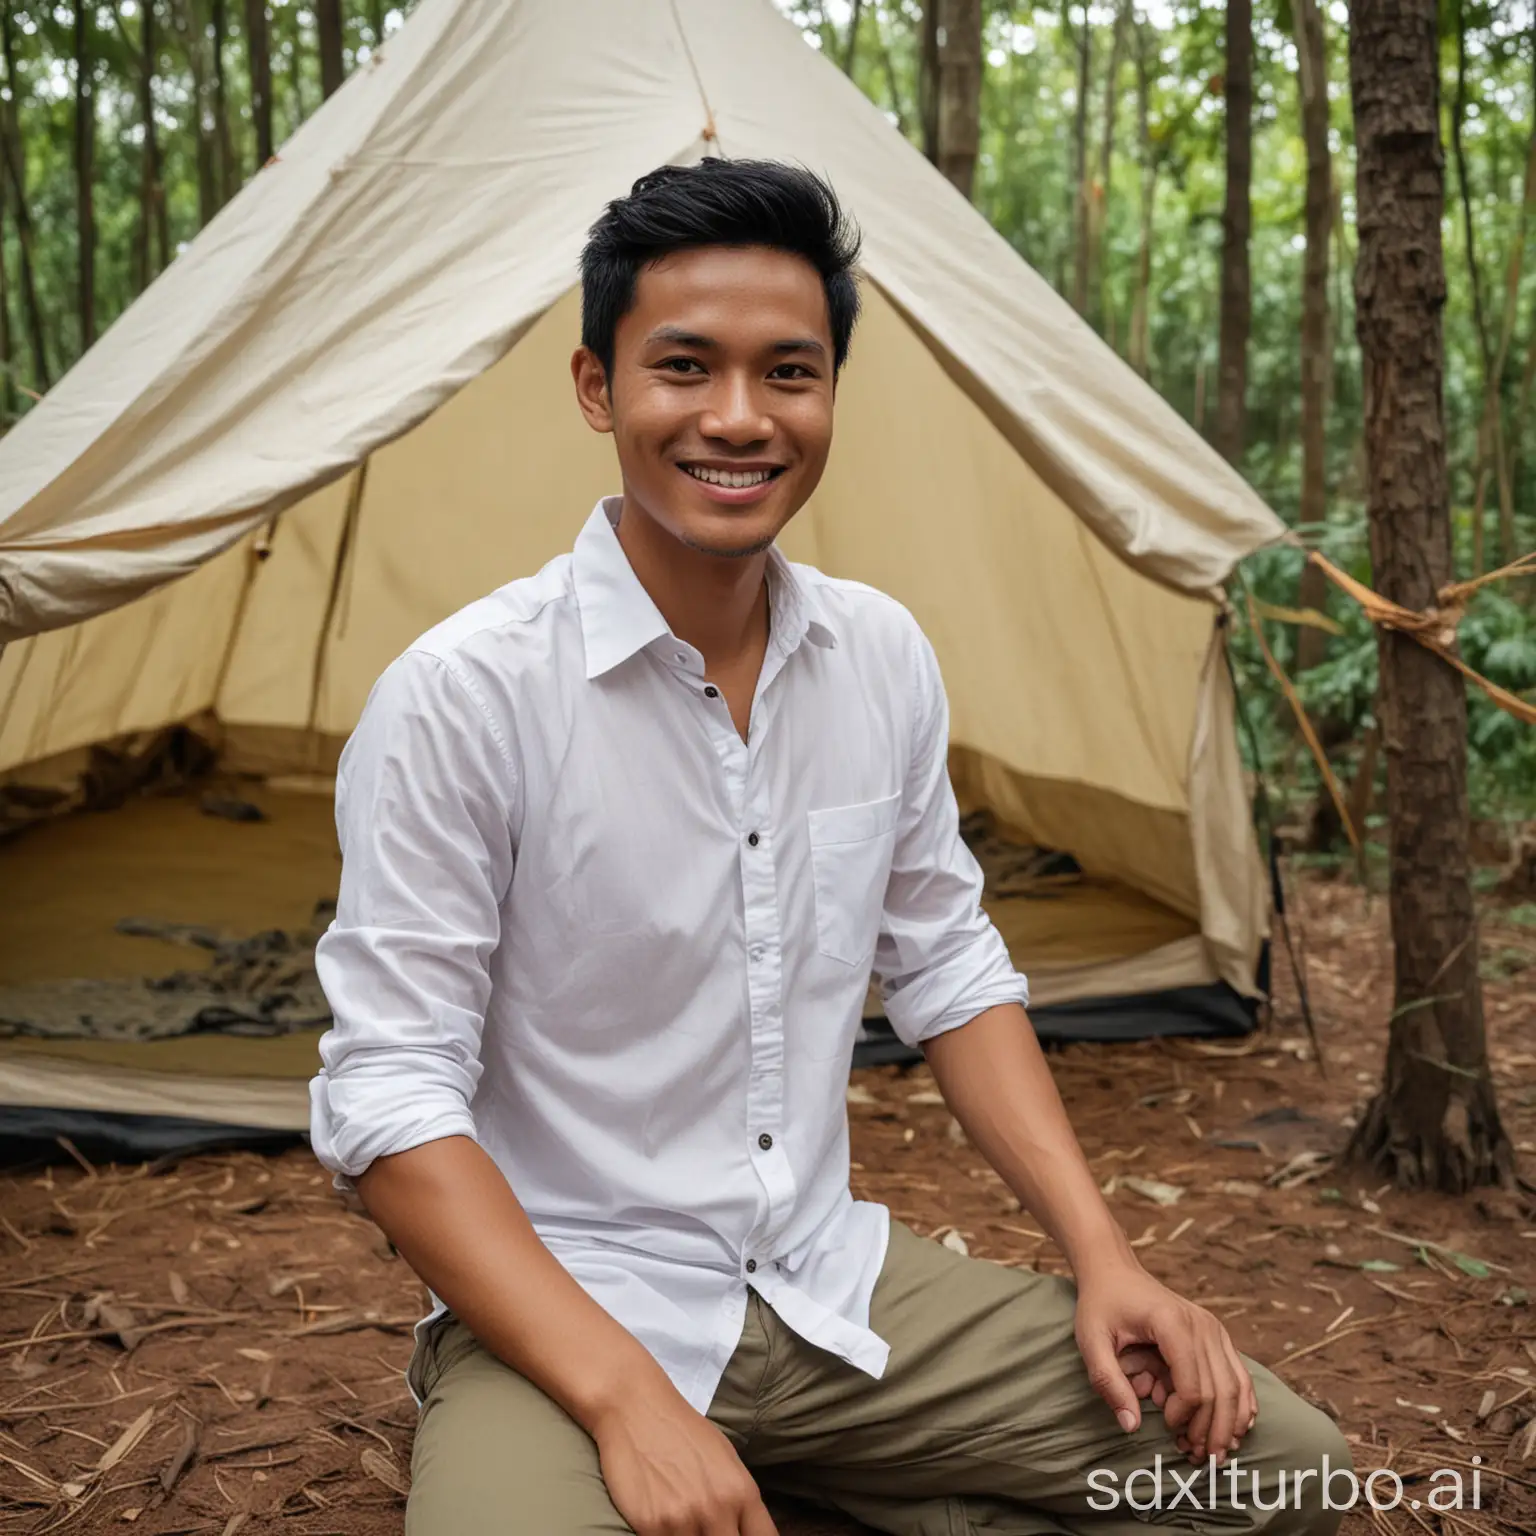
[571,346,614,434]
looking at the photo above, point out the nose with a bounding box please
[699,370,773,446]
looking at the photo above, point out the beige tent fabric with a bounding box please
[0,0,1279,648]
[0,0,1283,1015]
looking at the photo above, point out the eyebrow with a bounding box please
[644,326,827,358]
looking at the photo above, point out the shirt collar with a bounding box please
[573,498,837,681]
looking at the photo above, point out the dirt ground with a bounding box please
[1,876,1533,1536]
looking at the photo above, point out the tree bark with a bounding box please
[933,0,982,200]
[135,0,170,288]
[1293,0,1332,672]
[369,0,386,49]
[0,3,50,390]
[1090,1,1128,336]
[74,1,95,351]
[1345,0,1512,1194]
[0,182,14,421]
[284,2,307,127]
[245,0,273,167]
[920,1,939,164]
[1065,0,1093,311]
[841,0,864,76]
[170,0,218,227]
[1214,0,1251,463]
[212,0,238,199]
[318,0,344,97]
[1128,8,1159,377]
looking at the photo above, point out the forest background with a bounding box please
[0,0,1532,857]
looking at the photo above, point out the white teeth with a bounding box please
[684,466,775,488]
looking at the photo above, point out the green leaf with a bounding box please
[1359,1259,1401,1273]
[1449,1251,1491,1279]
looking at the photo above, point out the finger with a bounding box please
[1080,1330,1143,1433]
[739,1495,780,1536]
[1202,1326,1242,1465]
[1183,1330,1216,1461]
[1157,1318,1204,1438]
[1220,1332,1258,1445]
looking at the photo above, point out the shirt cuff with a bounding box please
[308,1069,481,1181]
[881,926,1029,1049]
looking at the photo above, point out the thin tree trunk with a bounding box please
[246,0,273,167]
[875,7,911,136]
[136,0,170,285]
[369,0,386,48]
[1065,0,1093,311]
[1089,1,1128,333]
[0,185,14,421]
[212,0,237,199]
[170,0,218,227]
[0,4,50,390]
[920,1,939,163]
[1293,0,1332,672]
[934,0,982,200]
[1128,8,1158,377]
[74,1,95,352]
[1215,0,1252,463]
[841,0,864,76]
[285,2,307,127]
[318,0,343,97]
[1345,0,1512,1193]
[1453,0,1495,577]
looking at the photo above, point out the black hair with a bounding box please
[580,159,862,379]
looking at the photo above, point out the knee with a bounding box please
[1250,1382,1354,1536]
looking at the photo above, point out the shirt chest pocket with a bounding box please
[806,792,903,967]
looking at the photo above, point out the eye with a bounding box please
[658,356,705,375]
[770,363,816,380]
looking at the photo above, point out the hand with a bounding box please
[591,1386,779,1536]
[1074,1262,1258,1467]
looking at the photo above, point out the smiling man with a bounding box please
[309,161,1350,1536]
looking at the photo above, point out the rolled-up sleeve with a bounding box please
[873,623,1029,1049]
[309,649,517,1180]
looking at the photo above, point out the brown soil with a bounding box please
[1,877,1533,1536]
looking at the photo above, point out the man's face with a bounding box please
[572,244,837,559]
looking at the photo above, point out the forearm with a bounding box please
[922,1002,1139,1278]
[355,1135,677,1432]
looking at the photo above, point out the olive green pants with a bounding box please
[405,1220,1352,1535]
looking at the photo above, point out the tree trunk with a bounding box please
[1128,9,1158,377]
[212,0,238,199]
[1345,0,1512,1193]
[1089,2,1128,334]
[841,0,864,75]
[74,1,95,352]
[1066,0,1093,312]
[0,183,14,422]
[933,0,982,200]
[920,1,939,164]
[246,0,273,167]
[874,7,911,136]
[1214,0,1251,463]
[369,0,386,49]
[0,4,50,391]
[1293,0,1333,672]
[136,0,170,287]
[318,0,344,97]
[170,0,218,227]
[285,2,307,127]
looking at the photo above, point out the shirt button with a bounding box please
[749,944,765,962]
[745,1259,757,1274]
[758,1132,773,1151]
[704,685,719,699]
[747,831,760,847]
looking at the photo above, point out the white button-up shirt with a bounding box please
[309,498,1029,1414]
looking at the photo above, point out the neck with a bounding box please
[614,496,771,668]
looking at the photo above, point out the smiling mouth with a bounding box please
[679,464,786,489]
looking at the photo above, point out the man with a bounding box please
[311,160,1349,1536]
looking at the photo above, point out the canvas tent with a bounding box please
[0,0,1284,1158]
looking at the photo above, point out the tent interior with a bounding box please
[0,282,1268,1160]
